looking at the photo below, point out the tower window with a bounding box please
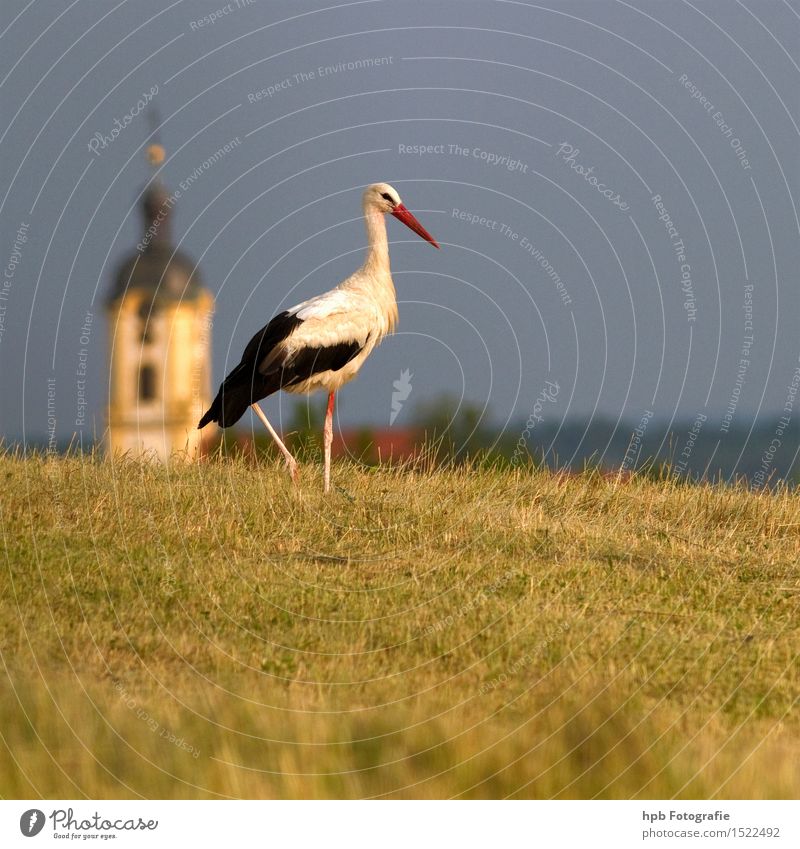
[139,365,156,401]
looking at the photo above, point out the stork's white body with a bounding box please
[198,182,439,491]
[265,196,400,395]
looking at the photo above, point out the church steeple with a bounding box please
[107,140,202,305]
[141,143,172,248]
[105,132,215,461]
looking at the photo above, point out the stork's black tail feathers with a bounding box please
[197,398,221,430]
[197,371,257,429]
[198,360,284,429]
[198,310,303,430]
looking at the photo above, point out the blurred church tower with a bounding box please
[105,143,214,460]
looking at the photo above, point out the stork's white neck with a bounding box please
[352,201,398,333]
[363,205,390,273]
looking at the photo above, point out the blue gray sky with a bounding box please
[2,0,799,449]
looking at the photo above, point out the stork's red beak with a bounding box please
[391,203,440,249]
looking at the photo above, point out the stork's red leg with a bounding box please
[251,403,299,484]
[323,391,335,493]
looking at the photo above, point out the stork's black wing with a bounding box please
[198,311,301,429]
[198,309,364,429]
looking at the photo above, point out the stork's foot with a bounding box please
[286,458,299,485]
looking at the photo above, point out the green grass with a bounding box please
[1,452,798,798]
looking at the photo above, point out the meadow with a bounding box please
[1,451,798,799]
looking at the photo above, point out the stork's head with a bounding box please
[364,182,440,248]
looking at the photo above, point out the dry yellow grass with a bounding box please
[1,452,798,798]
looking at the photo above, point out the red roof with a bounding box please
[231,426,423,464]
[332,427,422,462]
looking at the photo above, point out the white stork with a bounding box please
[198,182,439,491]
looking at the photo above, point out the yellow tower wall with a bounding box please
[106,290,214,461]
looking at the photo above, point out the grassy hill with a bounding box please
[1,452,798,799]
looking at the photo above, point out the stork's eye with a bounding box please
[381,192,394,203]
